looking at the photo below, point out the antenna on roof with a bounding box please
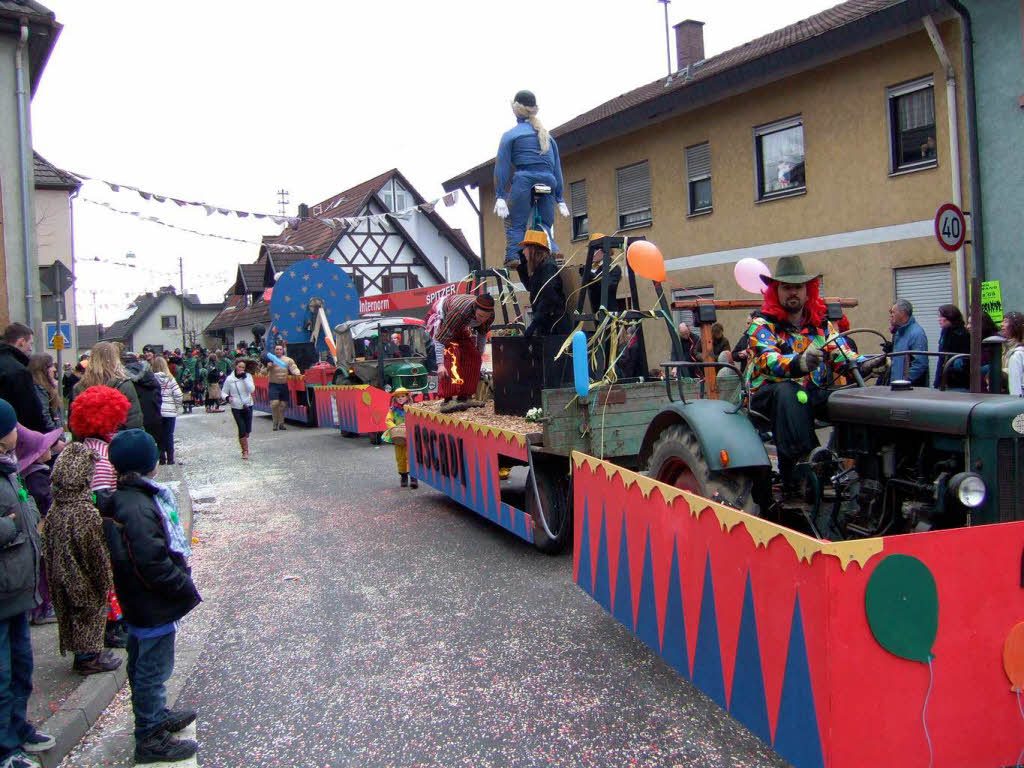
[658,0,673,84]
[276,188,290,217]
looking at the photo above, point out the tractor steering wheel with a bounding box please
[819,328,891,390]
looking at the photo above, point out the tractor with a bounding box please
[639,328,1024,540]
[333,317,432,394]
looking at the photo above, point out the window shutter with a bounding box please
[381,274,391,293]
[686,143,711,181]
[570,180,587,216]
[616,162,651,216]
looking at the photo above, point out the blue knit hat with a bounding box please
[0,398,16,439]
[108,429,159,475]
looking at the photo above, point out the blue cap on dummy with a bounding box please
[0,399,17,438]
[108,429,159,475]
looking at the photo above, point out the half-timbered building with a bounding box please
[205,169,478,348]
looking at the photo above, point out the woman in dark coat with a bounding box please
[516,230,571,338]
[934,304,971,390]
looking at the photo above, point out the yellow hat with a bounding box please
[589,232,606,242]
[392,387,411,396]
[518,229,550,250]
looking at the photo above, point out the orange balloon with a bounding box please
[626,240,666,283]
[1003,621,1024,691]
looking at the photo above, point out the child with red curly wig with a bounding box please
[69,385,132,649]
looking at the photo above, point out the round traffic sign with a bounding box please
[934,203,966,252]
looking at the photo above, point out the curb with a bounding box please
[36,463,194,768]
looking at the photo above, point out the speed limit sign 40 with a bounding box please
[935,203,966,252]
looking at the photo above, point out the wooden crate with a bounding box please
[540,377,742,460]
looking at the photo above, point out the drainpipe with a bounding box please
[923,15,967,309]
[14,23,36,328]
[941,0,985,282]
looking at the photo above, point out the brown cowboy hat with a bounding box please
[518,229,550,250]
[760,255,821,286]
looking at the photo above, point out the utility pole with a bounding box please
[276,188,290,217]
[179,256,187,351]
[659,0,673,81]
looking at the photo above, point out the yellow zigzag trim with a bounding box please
[407,406,527,448]
[571,451,882,571]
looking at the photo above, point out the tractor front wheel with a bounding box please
[646,424,759,515]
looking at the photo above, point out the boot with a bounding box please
[239,437,246,458]
[73,650,122,676]
[439,399,459,414]
[167,445,175,465]
[241,437,249,460]
[134,729,198,764]
[409,476,418,489]
[400,473,408,487]
[104,621,127,649]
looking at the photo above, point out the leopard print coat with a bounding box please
[43,443,113,656]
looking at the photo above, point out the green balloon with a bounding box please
[865,554,938,663]
[796,390,809,405]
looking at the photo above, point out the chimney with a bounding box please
[297,203,310,219]
[674,19,705,72]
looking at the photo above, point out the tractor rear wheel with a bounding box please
[527,461,573,554]
[646,424,759,515]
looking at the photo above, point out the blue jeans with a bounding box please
[127,630,175,741]
[160,417,176,461]
[0,612,35,760]
[504,169,558,263]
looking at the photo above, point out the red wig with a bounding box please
[759,278,827,328]
[70,386,131,440]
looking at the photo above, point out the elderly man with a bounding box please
[426,293,495,413]
[746,256,883,487]
[515,230,570,339]
[888,298,929,387]
[675,322,701,379]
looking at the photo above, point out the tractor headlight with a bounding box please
[950,473,986,508]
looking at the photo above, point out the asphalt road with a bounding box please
[62,409,788,768]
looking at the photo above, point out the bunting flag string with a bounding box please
[72,171,462,229]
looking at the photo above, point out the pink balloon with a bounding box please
[734,258,770,294]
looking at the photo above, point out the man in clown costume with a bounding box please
[493,90,569,267]
[425,293,495,413]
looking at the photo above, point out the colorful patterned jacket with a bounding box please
[745,313,857,394]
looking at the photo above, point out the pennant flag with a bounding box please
[443,190,459,207]
[172,198,187,207]
[203,205,216,216]
[138,190,152,201]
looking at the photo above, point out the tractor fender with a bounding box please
[639,400,771,472]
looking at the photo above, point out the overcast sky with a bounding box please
[30,0,838,325]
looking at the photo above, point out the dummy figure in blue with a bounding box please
[493,90,569,267]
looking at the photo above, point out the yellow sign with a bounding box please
[981,280,1003,324]
[52,334,64,351]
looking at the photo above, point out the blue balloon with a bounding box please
[267,352,288,368]
[572,331,590,397]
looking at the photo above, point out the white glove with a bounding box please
[494,198,509,219]
[558,201,570,218]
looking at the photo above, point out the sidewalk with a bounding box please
[26,462,194,768]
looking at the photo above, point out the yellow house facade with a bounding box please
[446,0,972,372]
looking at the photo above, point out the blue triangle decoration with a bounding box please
[635,529,660,652]
[612,516,633,629]
[662,537,690,680]
[729,572,771,745]
[773,594,825,768]
[473,454,484,516]
[692,552,727,709]
[485,456,497,522]
[593,507,611,613]
[576,501,592,595]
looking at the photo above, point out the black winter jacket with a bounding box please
[0,343,47,433]
[517,260,571,338]
[100,476,200,628]
[124,362,163,443]
[0,460,41,619]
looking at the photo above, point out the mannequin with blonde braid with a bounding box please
[493,90,569,268]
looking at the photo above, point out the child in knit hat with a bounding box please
[101,429,200,764]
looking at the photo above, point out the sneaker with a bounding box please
[409,477,418,489]
[160,708,197,734]
[21,730,55,752]
[2,751,42,767]
[135,730,198,764]
[278,424,287,430]
[73,651,122,676]
[30,609,57,626]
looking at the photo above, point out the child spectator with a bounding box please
[69,385,131,650]
[102,430,200,764]
[384,388,417,489]
[44,443,122,676]
[16,424,62,627]
[0,398,56,765]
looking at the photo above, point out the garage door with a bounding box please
[894,264,952,383]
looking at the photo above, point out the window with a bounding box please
[754,116,805,199]
[616,161,652,229]
[161,315,178,329]
[378,179,413,212]
[685,142,712,214]
[390,275,409,292]
[671,286,715,327]
[569,180,588,240]
[888,78,937,173]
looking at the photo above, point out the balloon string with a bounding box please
[1017,688,1024,768]
[923,657,934,768]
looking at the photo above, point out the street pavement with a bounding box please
[62,408,789,767]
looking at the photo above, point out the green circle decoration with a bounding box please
[865,554,938,663]
[796,390,809,405]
